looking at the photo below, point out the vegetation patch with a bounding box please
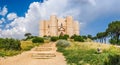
[21,41,39,51]
[57,42,120,65]
[56,40,70,48]
[32,37,44,43]
[59,34,69,40]
[0,38,40,57]
[0,38,21,50]
[50,36,59,42]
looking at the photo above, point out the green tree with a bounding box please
[87,35,93,40]
[96,32,107,43]
[106,21,120,44]
[24,33,32,40]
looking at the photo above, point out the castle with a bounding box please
[39,15,79,37]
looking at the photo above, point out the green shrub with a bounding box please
[109,38,120,45]
[59,35,69,40]
[70,34,77,39]
[32,37,44,43]
[0,38,21,50]
[50,36,58,42]
[43,36,50,40]
[0,38,4,48]
[59,36,66,40]
[81,35,87,39]
[109,38,117,45]
[56,40,70,48]
[74,36,84,42]
[104,54,120,65]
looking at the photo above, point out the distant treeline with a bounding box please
[91,21,120,45]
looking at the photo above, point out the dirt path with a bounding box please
[0,42,67,65]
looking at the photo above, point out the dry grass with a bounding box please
[21,41,39,51]
[69,42,112,51]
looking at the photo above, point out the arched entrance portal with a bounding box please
[58,23,65,36]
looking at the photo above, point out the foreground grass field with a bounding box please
[58,42,120,65]
[0,41,40,57]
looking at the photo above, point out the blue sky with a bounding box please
[0,0,43,16]
[0,0,120,39]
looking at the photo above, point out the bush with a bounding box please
[43,36,50,40]
[109,38,118,45]
[56,40,70,48]
[64,34,69,38]
[51,36,59,42]
[59,34,69,40]
[0,38,4,48]
[82,35,87,39]
[0,38,21,50]
[74,36,84,42]
[59,36,67,40]
[32,37,44,43]
[70,34,77,39]
[104,54,120,65]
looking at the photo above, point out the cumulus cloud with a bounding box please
[0,18,5,24]
[7,13,17,20]
[0,20,3,24]
[1,0,120,39]
[0,6,8,16]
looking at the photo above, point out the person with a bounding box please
[97,47,102,54]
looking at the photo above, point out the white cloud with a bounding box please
[7,13,17,20]
[89,0,96,6]
[1,0,120,39]
[0,18,5,24]
[0,6,8,16]
[0,20,3,24]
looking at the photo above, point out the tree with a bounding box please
[106,21,120,44]
[96,32,107,43]
[24,33,32,40]
[87,35,93,40]
[92,36,98,42]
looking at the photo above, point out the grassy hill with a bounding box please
[57,41,120,65]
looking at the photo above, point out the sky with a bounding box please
[0,0,120,39]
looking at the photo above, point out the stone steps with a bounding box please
[31,43,56,59]
[31,52,56,59]
[34,47,52,51]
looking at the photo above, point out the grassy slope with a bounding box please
[58,42,120,65]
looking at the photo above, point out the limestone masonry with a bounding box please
[39,15,79,37]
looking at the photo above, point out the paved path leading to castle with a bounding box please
[0,42,67,65]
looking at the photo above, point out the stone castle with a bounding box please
[39,15,79,37]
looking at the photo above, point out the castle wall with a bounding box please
[73,21,79,35]
[50,15,58,36]
[39,15,80,37]
[66,16,74,36]
[44,20,50,36]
